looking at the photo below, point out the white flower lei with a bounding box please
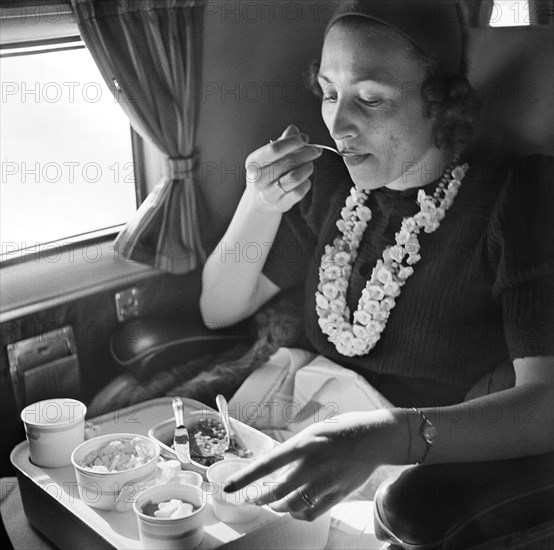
[315,163,469,357]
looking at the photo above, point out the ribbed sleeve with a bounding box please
[262,206,315,291]
[487,155,554,359]
[501,275,554,359]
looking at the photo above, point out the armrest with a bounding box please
[110,315,256,381]
[373,452,554,550]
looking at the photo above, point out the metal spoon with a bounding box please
[215,394,253,458]
[305,143,358,157]
[270,138,356,157]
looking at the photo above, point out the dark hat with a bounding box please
[325,0,465,75]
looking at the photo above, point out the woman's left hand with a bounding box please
[223,409,407,521]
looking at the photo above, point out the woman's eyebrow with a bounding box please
[317,71,395,89]
[316,73,332,83]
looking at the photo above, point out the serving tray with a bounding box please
[11,397,330,550]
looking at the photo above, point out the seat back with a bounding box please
[467,25,554,157]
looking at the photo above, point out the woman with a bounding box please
[199,0,553,521]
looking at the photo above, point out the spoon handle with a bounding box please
[307,143,360,157]
[215,394,232,446]
[270,138,342,156]
[305,143,342,155]
[215,394,253,458]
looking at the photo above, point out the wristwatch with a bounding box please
[412,408,437,465]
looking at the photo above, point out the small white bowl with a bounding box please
[71,433,159,511]
[148,410,277,478]
[206,458,261,523]
[133,482,207,550]
[148,410,227,476]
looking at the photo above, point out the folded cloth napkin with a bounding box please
[229,347,394,432]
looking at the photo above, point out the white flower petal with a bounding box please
[353,310,371,325]
[367,285,386,301]
[377,267,393,284]
[351,338,367,351]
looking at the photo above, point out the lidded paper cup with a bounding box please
[21,398,86,468]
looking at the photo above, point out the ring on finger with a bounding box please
[299,489,317,509]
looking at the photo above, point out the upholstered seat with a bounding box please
[468,25,554,157]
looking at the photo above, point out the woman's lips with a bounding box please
[343,153,371,166]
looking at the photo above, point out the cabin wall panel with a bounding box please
[196,1,330,246]
[1,290,120,476]
[0,268,203,477]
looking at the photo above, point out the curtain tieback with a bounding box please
[168,155,197,179]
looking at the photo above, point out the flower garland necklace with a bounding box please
[315,162,469,357]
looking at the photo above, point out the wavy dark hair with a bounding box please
[307,14,480,156]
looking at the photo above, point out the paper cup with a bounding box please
[21,398,87,468]
[206,459,261,523]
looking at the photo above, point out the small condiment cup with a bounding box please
[156,460,203,488]
[206,458,261,523]
[133,482,207,550]
[21,398,87,468]
[177,470,203,488]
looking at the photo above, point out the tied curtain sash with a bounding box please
[71,0,206,273]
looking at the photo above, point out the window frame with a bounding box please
[474,0,554,27]
[0,38,147,266]
[466,0,554,29]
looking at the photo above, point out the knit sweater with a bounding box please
[262,147,554,406]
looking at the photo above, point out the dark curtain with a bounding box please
[71,0,206,273]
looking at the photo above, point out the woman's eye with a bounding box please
[359,98,382,107]
[321,93,337,103]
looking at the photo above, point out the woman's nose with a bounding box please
[324,99,357,142]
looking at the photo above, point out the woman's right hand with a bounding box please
[245,124,322,212]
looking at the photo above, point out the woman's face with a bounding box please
[318,22,441,190]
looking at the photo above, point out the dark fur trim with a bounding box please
[91,296,305,412]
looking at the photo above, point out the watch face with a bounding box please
[422,422,437,443]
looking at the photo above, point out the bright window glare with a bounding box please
[0,47,136,255]
[490,0,530,26]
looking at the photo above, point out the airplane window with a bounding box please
[489,0,531,26]
[0,43,136,261]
